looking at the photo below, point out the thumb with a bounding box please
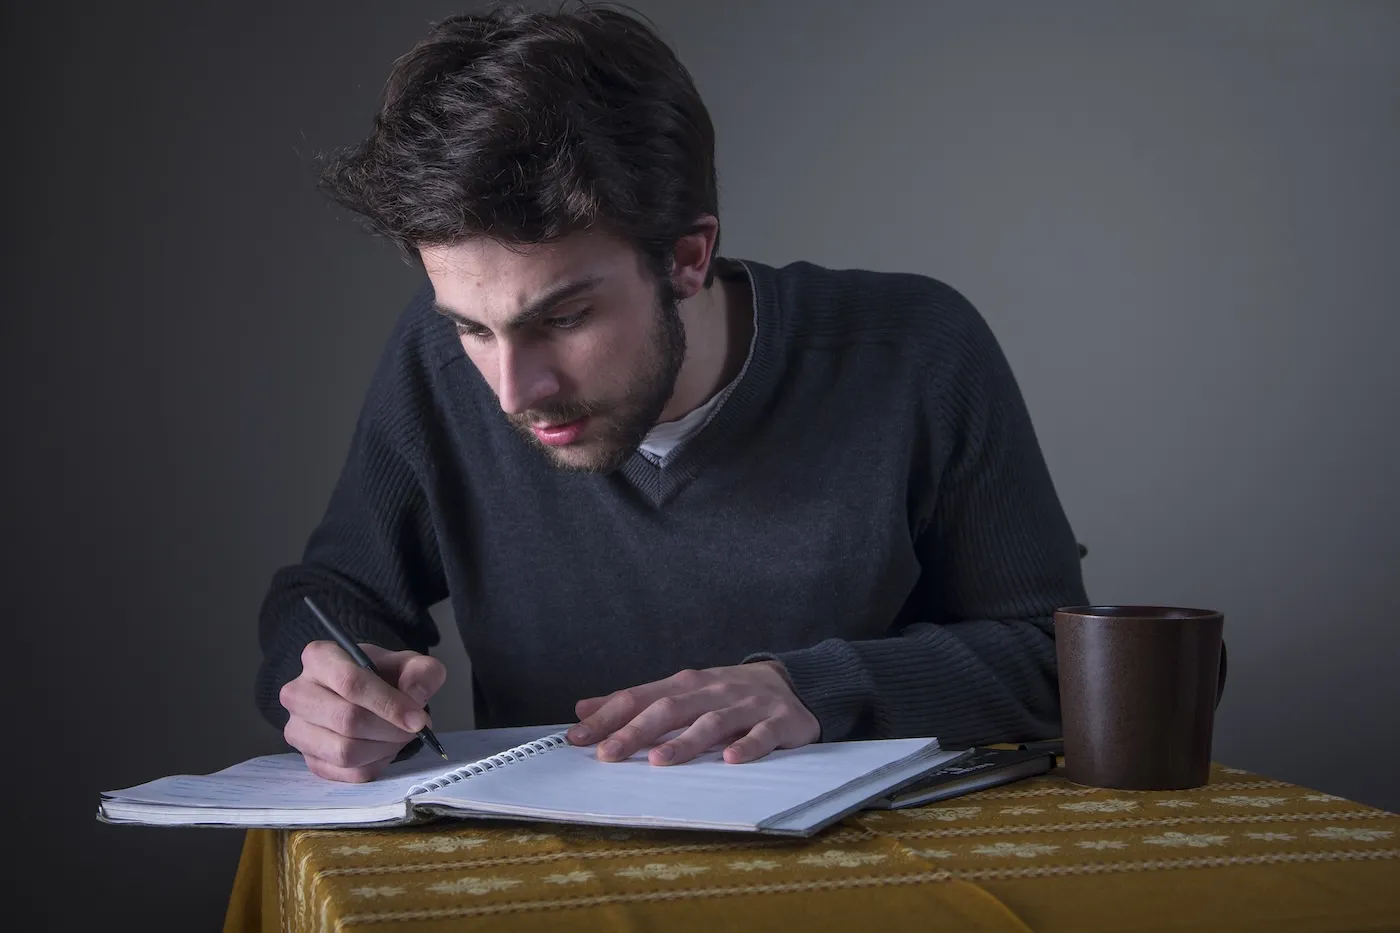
[374,649,446,707]
[403,680,434,707]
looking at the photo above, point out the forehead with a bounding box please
[420,230,647,323]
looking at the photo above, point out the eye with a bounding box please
[454,321,492,341]
[546,308,590,330]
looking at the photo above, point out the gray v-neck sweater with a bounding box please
[255,257,1089,748]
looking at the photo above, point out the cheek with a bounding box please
[461,340,500,388]
[593,319,654,376]
[564,330,635,391]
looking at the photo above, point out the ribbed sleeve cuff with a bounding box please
[743,638,874,743]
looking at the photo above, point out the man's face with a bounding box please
[421,230,686,473]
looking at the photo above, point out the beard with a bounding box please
[507,284,687,474]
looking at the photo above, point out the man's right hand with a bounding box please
[279,641,447,783]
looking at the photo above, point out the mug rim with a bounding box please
[1055,605,1221,621]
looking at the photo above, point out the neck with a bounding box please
[658,268,750,423]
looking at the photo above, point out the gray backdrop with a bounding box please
[5,0,1397,926]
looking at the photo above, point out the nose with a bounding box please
[496,341,560,415]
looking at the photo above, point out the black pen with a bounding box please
[302,596,448,760]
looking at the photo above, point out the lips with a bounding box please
[530,416,588,446]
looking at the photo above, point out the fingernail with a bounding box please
[569,725,591,744]
[654,744,674,763]
[405,712,427,732]
[407,686,430,706]
[599,739,622,759]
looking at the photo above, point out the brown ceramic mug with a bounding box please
[1055,606,1226,790]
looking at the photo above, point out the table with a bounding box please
[223,761,1400,932]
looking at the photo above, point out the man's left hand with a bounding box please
[568,661,821,765]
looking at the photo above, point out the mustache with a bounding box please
[507,398,609,427]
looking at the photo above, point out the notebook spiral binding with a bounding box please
[409,731,570,795]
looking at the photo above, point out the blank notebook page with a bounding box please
[414,737,938,829]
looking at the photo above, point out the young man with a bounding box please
[259,7,1088,783]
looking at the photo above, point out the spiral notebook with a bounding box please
[98,725,964,837]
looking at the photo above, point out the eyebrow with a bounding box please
[432,274,604,332]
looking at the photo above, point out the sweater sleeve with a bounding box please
[254,302,450,732]
[748,294,1088,747]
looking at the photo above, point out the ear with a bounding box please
[669,214,720,300]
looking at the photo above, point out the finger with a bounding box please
[568,685,667,746]
[281,677,423,744]
[571,669,708,747]
[303,753,397,784]
[368,647,447,707]
[572,695,609,725]
[723,718,788,764]
[653,702,760,765]
[300,641,430,735]
[285,716,409,770]
[597,690,720,762]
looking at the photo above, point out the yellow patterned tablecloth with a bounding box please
[224,762,1400,932]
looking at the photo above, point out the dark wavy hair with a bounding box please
[319,3,720,284]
